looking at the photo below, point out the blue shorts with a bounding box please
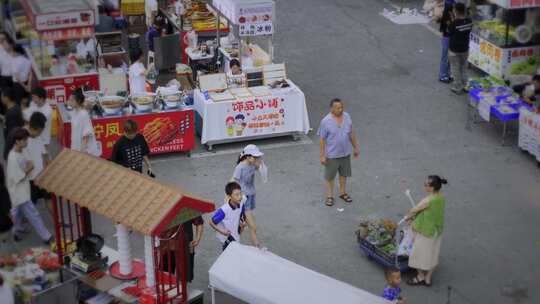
[244,194,256,210]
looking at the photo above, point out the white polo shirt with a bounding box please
[211,196,246,243]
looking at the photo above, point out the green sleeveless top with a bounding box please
[412,194,445,237]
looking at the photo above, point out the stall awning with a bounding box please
[209,243,391,304]
[35,149,215,236]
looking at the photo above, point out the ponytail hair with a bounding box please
[427,175,448,191]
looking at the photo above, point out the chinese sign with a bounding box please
[91,110,194,158]
[469,34,540,79]
[39,73,99,104]
[57,107,195,159]
[518,108,540,161]
[40,27,94,41]
[195,86,310,145]
[21,0,95,31]
[213,0,274,36]
[488,0,540,9]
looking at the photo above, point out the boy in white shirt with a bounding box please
[209,182,261,251]
[25,112,53,218]
[6,128,52,244]
[28,88,53,149]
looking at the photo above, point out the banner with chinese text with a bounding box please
[518,107,540,162]
[92,110,195,159]
[195,86,310,145]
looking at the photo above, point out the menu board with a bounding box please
[213,0,274,36]
[21,0,95,31]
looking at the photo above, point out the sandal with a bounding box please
[406,276,426,286]
[339,193,353,203]
[325,197,334,206]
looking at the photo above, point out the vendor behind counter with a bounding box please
[513,75,540,107]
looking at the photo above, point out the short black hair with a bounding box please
[72,88,85,105]
[130,49,143,63]
[225,181,241,196]
[13,44,25,56]
[29,112,46,130]
[329,98,342,107]
[384,267,400,280]
[123,119,138,133]
[230,59,241,68]
[2,87,16,103]
[532,75,540,82]
[454,3,466,14]
[32,87,47,99]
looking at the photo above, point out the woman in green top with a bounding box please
[405,175,447,287]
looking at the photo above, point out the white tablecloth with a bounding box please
[209,242,390,304]
[193,81,310,145]
[518,107,540,161]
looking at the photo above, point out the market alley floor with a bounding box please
[5,0,540,303]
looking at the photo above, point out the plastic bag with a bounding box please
[397,225,415,256]
[258,161,268,183]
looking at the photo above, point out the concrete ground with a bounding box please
[2,0,540,303]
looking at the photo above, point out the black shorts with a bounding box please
[30,181,51,203]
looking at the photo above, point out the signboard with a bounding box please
[92,110,194,159]
[213,0,274,36]
[468,33,540,79]
[488,0,540,9]
[38,73,99,104]
[40,26,94,41]
[195,86,310,145]
[57,109,195,159]
[21,0,96,31]
[518,108,540,161]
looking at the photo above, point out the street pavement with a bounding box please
[3,0,540,303]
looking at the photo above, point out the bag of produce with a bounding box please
[397,225,415,256]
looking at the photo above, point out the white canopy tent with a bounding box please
[209,243,391,304]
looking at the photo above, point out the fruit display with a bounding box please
[511,55,540,75]
[356,219,398,255]
[476,20,516,46]
[466,76,507,91]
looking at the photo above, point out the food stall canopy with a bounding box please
[34,149,215,236]
[209,243,391,304]
[488,0,540,9]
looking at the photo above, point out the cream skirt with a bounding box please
[408,232,442,271]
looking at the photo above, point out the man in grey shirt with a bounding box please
[318,98,360,206]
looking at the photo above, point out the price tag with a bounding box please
[478,99,491,122]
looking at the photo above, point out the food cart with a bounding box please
[191,0,310,150]
[56,95,196,159]
[21,0,100,103]
[468,0,540,82]
[34,149,215,303]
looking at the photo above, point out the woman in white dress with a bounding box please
[68,89,100,156]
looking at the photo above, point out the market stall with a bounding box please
[468,1,540,82]
[518,106,540,166]
[21,0,100,103]
[159,0,230,65]
[2,0,35,45]
[209,242,390,304]
[466,84,527,144]
[0,247,79,304]
[56,92,195,159]
[191,0,310,149]
[34,149,215,303]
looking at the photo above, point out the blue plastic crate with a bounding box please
[492,104,519,122]
[357,236,410,272]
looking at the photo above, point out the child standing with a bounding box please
[6,128,52,244]
[232,144,264,212]
[381,268,406,304]
[209,182,261,251]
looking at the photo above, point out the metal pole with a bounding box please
[211,286,216,304]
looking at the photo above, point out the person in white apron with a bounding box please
[128,49,147,95]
